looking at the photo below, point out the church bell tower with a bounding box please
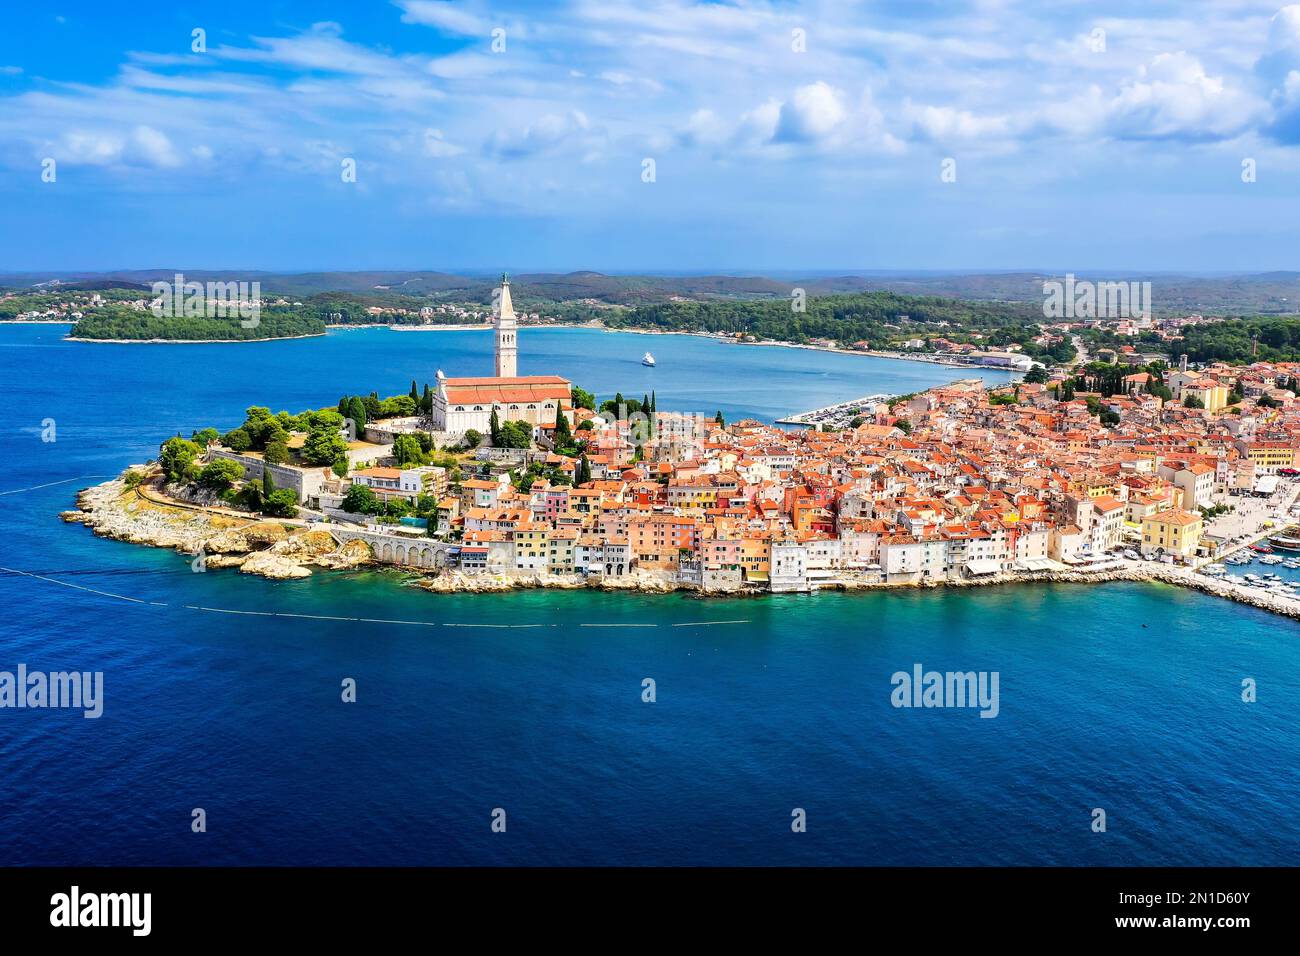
[494,273,517,378]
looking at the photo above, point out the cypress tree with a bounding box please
[410,379,419,402]
[262,468,274,498]
[489,408,501,446]
[553,411,573,448]
[346,395,367,433]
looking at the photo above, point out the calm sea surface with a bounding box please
[0,324,1296,865]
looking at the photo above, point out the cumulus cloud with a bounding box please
[1041,52,1262,142]
[682,83,900,154]
[904,102,1014,142]
[774,82,848,143]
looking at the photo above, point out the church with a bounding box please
[431,275,574,436]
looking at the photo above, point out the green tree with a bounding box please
[498,420,532,449]
[222,427,252,452]
[1183,394,1205,409]
[576,454,592,485]
[346,396,368,434]
[489,408,501,446]
[342,483,379,514]
[572,386,596,411]
[464,428,483,448]
[263,440,290,464]
[160,436,202,482]
[303,421,349,466]
[191,427,220,446]
[198,458,244,491]
[262,468,275,499]
[393,434,427,466]
[264,488,299,518]
[553,412,573,449]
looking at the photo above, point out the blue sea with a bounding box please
[1,324,1297,866]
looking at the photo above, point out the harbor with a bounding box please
[775,378,987,428]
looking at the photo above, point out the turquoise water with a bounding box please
[1,324,1297,865]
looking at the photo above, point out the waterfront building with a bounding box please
[1140,510,1205,560]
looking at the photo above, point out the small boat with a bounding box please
[642,351,656,367]
[1251,544,1273,553]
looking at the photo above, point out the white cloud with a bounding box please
[774,82,848,143]
[396,0,488,36]
[485,111,593,159]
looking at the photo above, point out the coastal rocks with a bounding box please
[598,570,677,592]
[270,528,338,557]
[204,529,252,554]
[240,550,312,579]
[315,539,372,570]
[242,522,289,547]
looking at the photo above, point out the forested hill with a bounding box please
[1180,317,1300,363]
[607,291,1057,355]
[70,309,326,342]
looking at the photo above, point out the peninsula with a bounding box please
[61,277,1300,620]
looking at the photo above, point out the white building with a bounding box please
[429,275,573,436]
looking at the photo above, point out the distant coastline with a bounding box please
[9,319,1015,373]
[67,331,327,344]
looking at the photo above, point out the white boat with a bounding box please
[642,351,656,367]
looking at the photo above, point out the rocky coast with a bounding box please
[59,471,1300,621]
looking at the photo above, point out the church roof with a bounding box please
[442,375,571,404]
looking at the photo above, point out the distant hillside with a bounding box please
[5,269,1300,314]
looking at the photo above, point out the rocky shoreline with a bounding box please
[59,472,1300,621]
[61,472,371,580]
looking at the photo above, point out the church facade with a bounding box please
[431,275,573,436]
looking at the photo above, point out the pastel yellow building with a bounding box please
[1182,380,1228,412]
[1140,509,1203,560]
[1236,441,1297,473]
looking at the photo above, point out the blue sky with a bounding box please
[2,1,1300,273]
